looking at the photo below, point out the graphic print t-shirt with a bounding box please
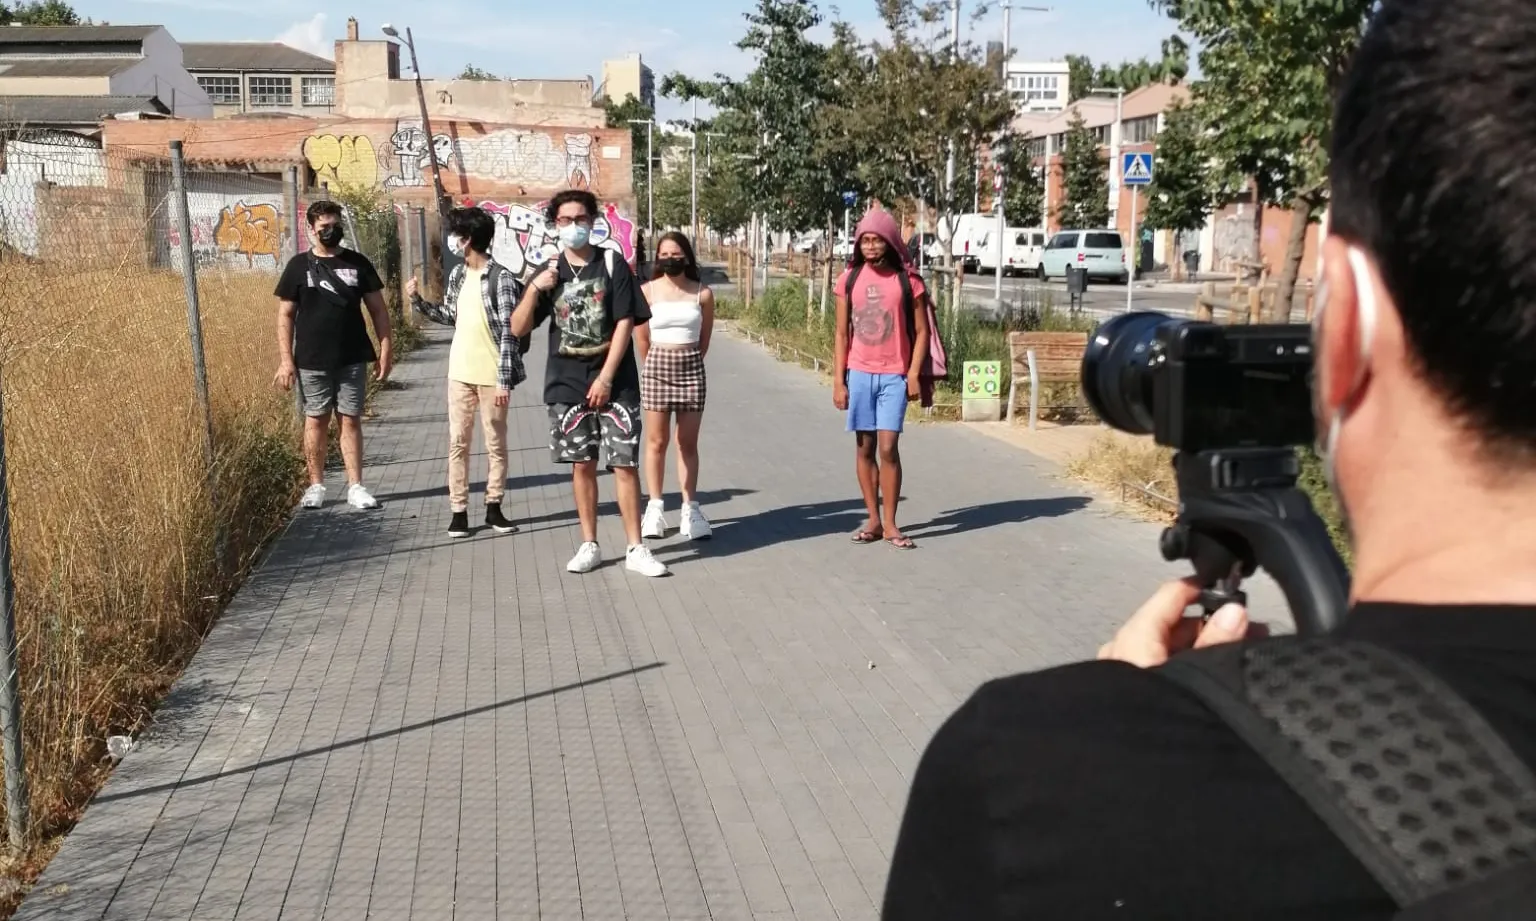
[274,248,383,372]
[837,264,924,375]
[533,249,649,405]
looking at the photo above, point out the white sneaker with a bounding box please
[346,483,379,509]
[679,501,712,541]
[625,544,670,578]
[641,499,668,539]
[567,541,602,574]
[301,483,326,509]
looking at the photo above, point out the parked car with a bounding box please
[976,227,1048,277]
[906,233,937,263]
[1038,229,1129,284]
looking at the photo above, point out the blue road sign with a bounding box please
[1122,152,1154,185]
[841,190,857,206]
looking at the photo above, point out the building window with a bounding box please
[197,75,240,105]
[302,76,335,106]
[1026,137,1046,160]
[248,76,293,107]
[1124,115,1158,145]
[1091,124,1112,146]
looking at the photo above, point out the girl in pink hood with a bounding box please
[833,208,932,550]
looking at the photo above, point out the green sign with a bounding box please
[963,361,1001,398]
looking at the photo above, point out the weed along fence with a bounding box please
[0,132,405,883]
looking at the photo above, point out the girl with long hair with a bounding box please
[635,231,716,541]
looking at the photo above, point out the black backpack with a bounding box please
[1160,637,1536,919]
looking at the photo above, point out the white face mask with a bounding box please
[447,235,466,257]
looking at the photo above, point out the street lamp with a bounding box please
[382,23,448,222]
[627,117,654,257]
[1087,85,1125,232]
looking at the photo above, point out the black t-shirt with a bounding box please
[883,603,1536,921]
[531,249,650,406]
[274,248,383,371]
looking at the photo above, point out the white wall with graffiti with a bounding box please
[470,199,638,277]
[0,136,106,257]
[165,175,288,274]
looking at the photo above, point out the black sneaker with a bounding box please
[485,503,519,534]
[447,511,470,538]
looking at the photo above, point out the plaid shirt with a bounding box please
[411,262,527,392]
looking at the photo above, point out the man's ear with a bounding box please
[1317,236,1369,417]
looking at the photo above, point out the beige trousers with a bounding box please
[447,380,508,512]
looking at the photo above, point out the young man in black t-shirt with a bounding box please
[273,199,393,511]
[511,189,668,577]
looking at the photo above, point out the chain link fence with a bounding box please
[0,130,397,857]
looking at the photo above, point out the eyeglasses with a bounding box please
[553,215,593,227]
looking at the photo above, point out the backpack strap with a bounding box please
[1159,637,1536,916]
[604,246,617,277]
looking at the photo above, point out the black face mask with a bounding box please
[656,257,686,276]
[316,224,344,248]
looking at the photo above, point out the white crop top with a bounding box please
[646,288,704,345]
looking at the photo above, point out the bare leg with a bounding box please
[878,430,906,540]
[572,460,600,542]
[613,466,645,546]
[675,411,703,502]
[337,413,365,486]
[854,431,882,537]
[303,412,331,485]
[643,409,671,501]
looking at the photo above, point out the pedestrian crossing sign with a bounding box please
[1123,152,1154,185]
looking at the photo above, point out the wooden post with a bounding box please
[1248,285,1263,324]
[1194,282,1216,321]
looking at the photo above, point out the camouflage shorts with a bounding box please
[548,400,641,468]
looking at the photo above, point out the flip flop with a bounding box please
[886,535,917,550]
[852,529,882,544]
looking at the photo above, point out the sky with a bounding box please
[80,0,1189,121]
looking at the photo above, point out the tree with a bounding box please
[1067,37,1188,100]
[2,0,79,24]
[1140,100,1215,237]
[700,160,753,237]
[1066,55,1095,102]
[652,166,692,231]
[455,64,499,80]
[995,134,1045,227]
[1057,109,1109,228]
[603,93,658,230]
[1151,0,1374,318]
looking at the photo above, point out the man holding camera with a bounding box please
[883,1,1536,918]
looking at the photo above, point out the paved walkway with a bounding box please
[18,323,1281,920]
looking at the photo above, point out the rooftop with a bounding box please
[0,25,157,43]
[0,94,169,126]
[0,58,137,77]
[180,42,334,74]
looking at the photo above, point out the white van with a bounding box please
[976,227,1048,277]
[940,213,992,271]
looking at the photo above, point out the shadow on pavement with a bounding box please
[904,495,1093,541]
[376,471,572,503]
[96,662,665,805]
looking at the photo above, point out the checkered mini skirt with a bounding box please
[641,345,707,413]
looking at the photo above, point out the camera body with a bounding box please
[1151,321,1316,454]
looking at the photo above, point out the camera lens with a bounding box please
[1080,311,1181,435]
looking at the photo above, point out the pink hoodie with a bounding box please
[845,209,949,407]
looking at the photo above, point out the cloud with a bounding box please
[276,13,330,58]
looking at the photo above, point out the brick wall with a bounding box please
[36,183,150,269]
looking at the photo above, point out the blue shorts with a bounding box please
[846,369,908,433]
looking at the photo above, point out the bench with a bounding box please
[1006,331,1090,430]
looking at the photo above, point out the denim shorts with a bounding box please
[846,369,908,433]
[296,363,367,418]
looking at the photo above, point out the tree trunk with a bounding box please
[1275,194,1316,322]
[821,212,834,317]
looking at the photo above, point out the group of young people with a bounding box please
[272,190,941,577]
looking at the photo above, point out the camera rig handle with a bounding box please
[1159,448,1351,636]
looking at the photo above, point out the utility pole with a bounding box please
[690,97,699,245]
[628,118,654,255]
[943,0,959,239]
[383,24,447,221]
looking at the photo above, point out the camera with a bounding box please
[1079,311,1349,635]
[1081,312,1316,454]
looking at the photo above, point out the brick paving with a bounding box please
[16,322,1283,920]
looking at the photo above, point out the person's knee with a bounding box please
[878,436,901,465]
[647,426,670,450]
[337,413,362,431]
[572,460,599,481]
[855,434,878,460]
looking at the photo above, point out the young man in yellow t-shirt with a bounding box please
[407,206,527,537]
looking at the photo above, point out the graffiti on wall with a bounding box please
[302,121,608,193]
[168,195,286,273]
[1212,210,1257,274]
[472,199,636,276]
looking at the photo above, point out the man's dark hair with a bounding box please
[545,189,599,224]
[651,231,701,282]
[306,199,343,228]
[448,206,496,255]
[1328,0,1536,461]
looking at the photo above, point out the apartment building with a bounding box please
[1005,60,1071,114]
[182,42,335,118]
[599,53,655,111]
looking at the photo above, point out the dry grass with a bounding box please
[0,260,305,909]
[1064,430,1177,520]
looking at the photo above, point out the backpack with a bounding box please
[1159,636,1536,919]
[843,263,949,408]
[484,259,531,355]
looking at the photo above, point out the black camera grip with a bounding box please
[1173,488,1351,635]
